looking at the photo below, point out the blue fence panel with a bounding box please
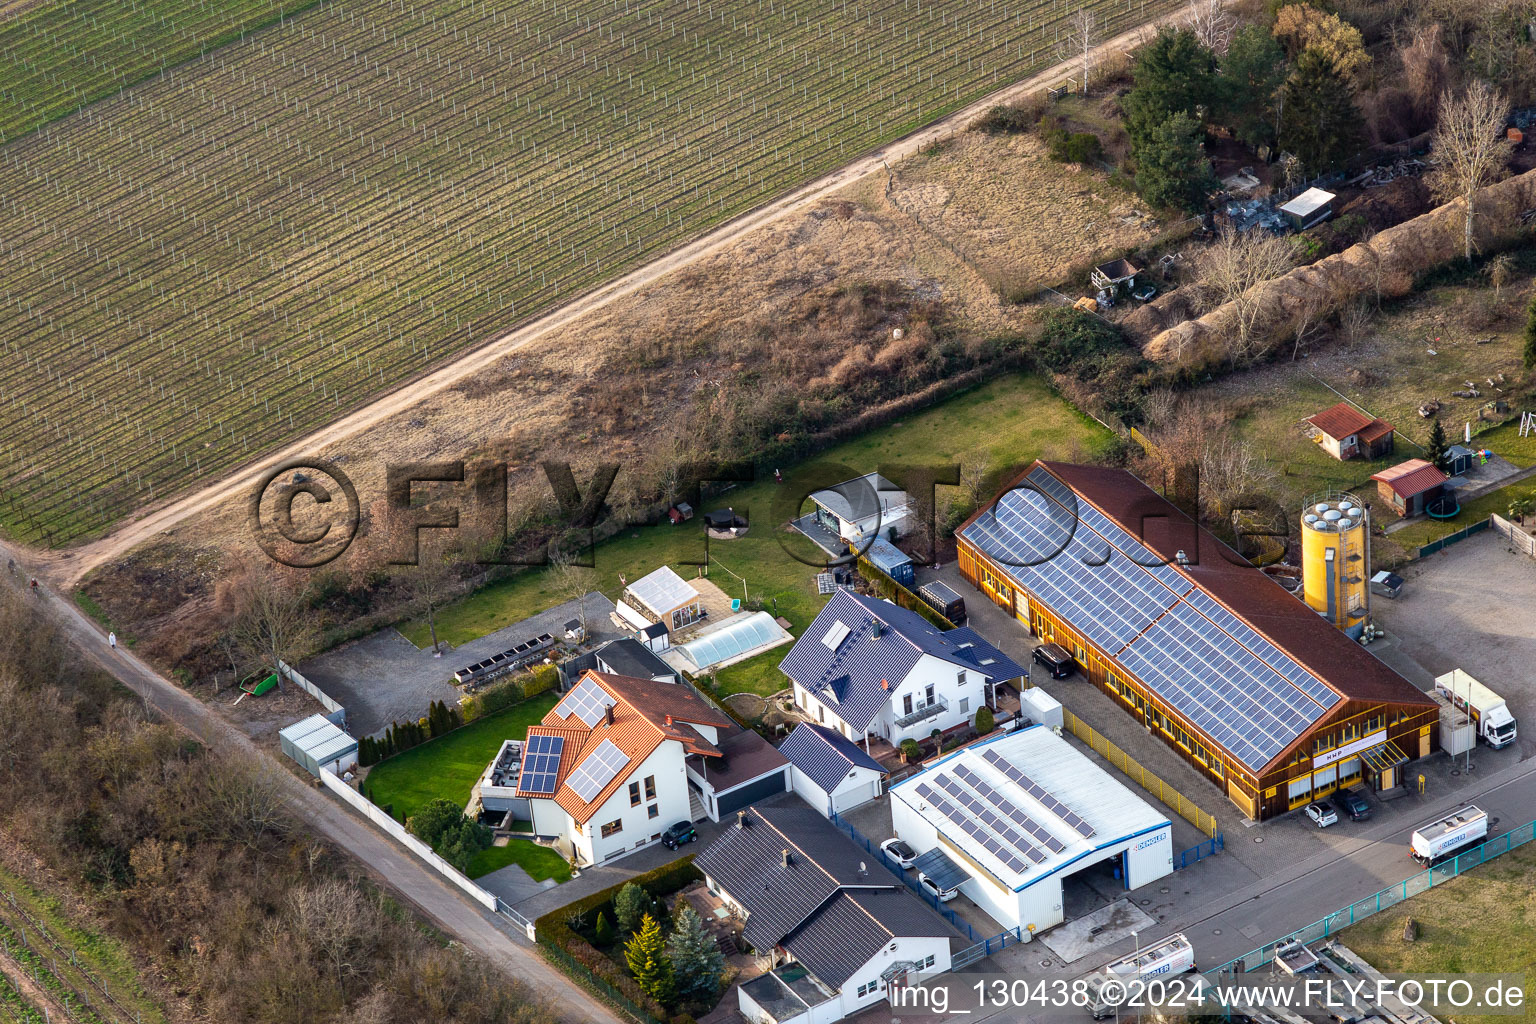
[1173,833,1224,871]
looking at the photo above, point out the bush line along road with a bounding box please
[0,542,625,1024]
[0,0,1184,548]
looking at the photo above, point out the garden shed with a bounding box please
[280,714,358,777]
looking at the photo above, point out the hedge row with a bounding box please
[536,857,703,1024]
[854,554,956,631]
[462,663,559,722]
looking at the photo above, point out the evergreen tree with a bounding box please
[974,707,995,735]
[1217,25,1287,150]
[1426,418,1450,472]
[1122,28,1219,149]
[594,909,617,947]
[624,914,674,1003]
[1523,289,1536,369]
[1135,113,1217,212]
[614,882,649,934]
[1278,49,1362,173]
[665,906,725,1003]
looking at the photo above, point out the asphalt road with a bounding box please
[1,552,621,1024]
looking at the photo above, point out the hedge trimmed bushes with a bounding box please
[462,663,559,722]
[537,857,703,1024]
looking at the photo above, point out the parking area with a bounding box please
[901,559,1525,974]
[1374,530,1536,762]
[299,592,619,737]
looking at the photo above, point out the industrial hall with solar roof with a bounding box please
[955,461,1439,821]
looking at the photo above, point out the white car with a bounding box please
[917,871,959,902]
[1305,802,1338,828]
[881,837,917,870]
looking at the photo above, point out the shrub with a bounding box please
[406,798,492,872]
[972,95,1046,133]
[614,882,650,935]
[975,707,995,735]
[1045,128,1104,164]
[901,738,922,761]
[1035,308,1127,372]
[594,910,616,947]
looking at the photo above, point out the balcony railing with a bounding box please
[893,697,948,729]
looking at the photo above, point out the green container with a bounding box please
[241,672,278,697]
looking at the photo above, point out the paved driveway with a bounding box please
[300,592,618,736]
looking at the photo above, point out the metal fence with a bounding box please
[1218,816,1536,974]
[1063,711,1220,838]
[1174,833,1224,871]
[827,811,979,941]
[1417,517,1490,558]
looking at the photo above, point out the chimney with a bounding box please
[603,703,615,726]
[665,714,674,727]
[881,679,890,691]
[737,810,749,829]
[871,619,884,638]
[781,849,792,867]
[1175,549,1190,566]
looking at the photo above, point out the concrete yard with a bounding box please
[1375,530,1536,761]
[299,591,618,737]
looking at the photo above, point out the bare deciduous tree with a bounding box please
[408,550,458,657]
[1200,434,1272,520]
[548,546,596,639]
[1182,0,1236,54]
[288,879,383,995]
[1399,24,1450,126]
[229,571,316,691]
[1193,228,1297,362]
[1487,252,1515,301]
[1429,81,1514,260]
[1058,8,1099,95]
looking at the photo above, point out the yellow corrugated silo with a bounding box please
[1301,492,1371,637]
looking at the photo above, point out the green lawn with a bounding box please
[467,840,572,883]
[711,647,795,698]
[363,692,560,825]
[1390,474,1536,550]
[403,372,1113,655]
[1342,843,1536,1024]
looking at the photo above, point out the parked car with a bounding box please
[1304,802,1338,828]
[1032,643,1076,679]
[917,872,959,902]
[1132,283,1158,302]
[881,837,917,869]
[1332,787,1371,821]
[661,821,698,849]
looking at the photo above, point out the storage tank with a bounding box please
[1301,491,1370,635]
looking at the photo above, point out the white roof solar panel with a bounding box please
[554,677,615,727]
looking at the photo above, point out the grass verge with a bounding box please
[363,692,559,825]
[466,842,572,883]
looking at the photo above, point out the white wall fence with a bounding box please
[317,768,537,940]
[278,658,346,719]
[1490,514,1536,559]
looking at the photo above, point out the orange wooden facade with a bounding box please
[957,542,1438,821]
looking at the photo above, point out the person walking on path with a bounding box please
[108,631,117,650]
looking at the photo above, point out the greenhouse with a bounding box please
[676,612,792,671]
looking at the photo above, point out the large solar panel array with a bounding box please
[960,473,1190,653]
[520,733,566,795]
[565,739,632,802]
[952,765,1068,852]
[915,782,1040,874]
[979,751,1095,838]
[554,677,616,727]
[961,465,1344,773]
[935,774,1056,862]
[1119,601,1327,771]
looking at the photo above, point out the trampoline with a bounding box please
[1425,493,1461,519]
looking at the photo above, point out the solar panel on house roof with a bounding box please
[554,677,615,727]
[520,734,566,795]
[946,768,1065,854]
[1182,589,1340,710]
[914,783,1036,873]
[978,751,1095,838]
[565,739,631,802]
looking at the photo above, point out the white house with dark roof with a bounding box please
[807,472,910,542]
[780,723,888,817]
[779,591,1025,749]
[695,800,953,1024]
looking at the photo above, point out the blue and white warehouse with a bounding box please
[889,725,1173,936]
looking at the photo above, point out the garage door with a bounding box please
[831,778,879,815]
[716,769,789,818]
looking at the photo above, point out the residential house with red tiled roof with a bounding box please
[515,671,787,865]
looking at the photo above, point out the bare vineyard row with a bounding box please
[0,0,323,140]
[0,0,1176,544]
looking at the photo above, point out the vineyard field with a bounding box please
[0,0,1179,545]
[0,0,326,140]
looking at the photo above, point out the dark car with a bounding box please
[1332,787,1371,821]
[661,821,698,849]
[1032,643,1076,679]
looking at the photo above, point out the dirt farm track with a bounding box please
[38,4,1197,587]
